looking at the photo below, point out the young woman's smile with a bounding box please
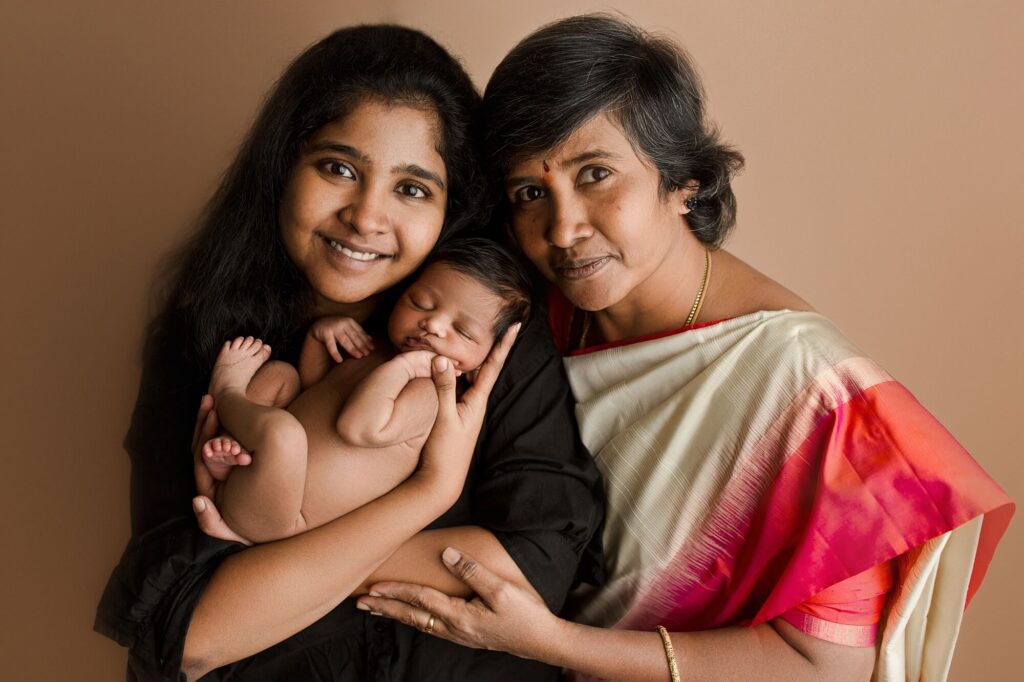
[279,100,448,313]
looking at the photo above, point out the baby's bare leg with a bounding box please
[209,339,309,543]
[203,360,302,479]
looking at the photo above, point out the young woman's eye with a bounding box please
[320,160,355,179]
[398,182,430,199]
[578,166,611,185]
[513,185,547,203]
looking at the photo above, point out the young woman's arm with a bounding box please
[359,548,876,682]
[181,330,517,679]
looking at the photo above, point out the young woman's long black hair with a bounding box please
[150,25,485,375]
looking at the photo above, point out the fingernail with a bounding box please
[442,547,461,565]
[356,601,370,611]
[369,590,382,597]
[435,356,450,371]
[192,497,206,513]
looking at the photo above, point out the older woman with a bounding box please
[95,25,603,681]
[358,15,1013,681]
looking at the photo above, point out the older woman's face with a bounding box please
[505,114,686,313]
[279,100,448,309]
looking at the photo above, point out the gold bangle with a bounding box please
[657,625,681,682]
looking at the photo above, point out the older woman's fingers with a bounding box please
[192,495,253,546]
[438,547,509,607]
[358,598,454,640]
[462,323,520,408]
[362,582,456,619]
[356,589,460,642]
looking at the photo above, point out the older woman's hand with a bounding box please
[191,394,252,545]
[356,546,561,661]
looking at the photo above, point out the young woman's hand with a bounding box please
[356,545,559,660]
[413,323,519,501]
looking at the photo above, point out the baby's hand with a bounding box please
[393,350,439,380]
[310,316,374,362]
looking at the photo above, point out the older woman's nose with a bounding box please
[545,194,592,248]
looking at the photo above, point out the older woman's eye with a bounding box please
[321,161,355,179]
[578,166,611,185]
[398,182,430,199]
[513,185,547,203]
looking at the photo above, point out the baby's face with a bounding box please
[388,263,503,373]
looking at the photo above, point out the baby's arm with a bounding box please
[336,350,439,448]
[298,316,374,389]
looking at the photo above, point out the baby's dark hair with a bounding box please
[425,237,532,340]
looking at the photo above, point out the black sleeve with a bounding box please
[94,326,247,680]
[470,316,605,612]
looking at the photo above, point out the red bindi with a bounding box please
[542,160,550,173]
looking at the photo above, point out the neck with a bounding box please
[312,294,380,323]
[592,234,709,343]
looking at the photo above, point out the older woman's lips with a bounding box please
[556,257,611,280]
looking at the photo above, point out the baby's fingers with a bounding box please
[323,336,344,363]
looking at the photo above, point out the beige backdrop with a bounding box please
[2,1,1020,680]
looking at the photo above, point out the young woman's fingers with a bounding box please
[191,394,215,452]
[192,496,253,546]
[431,355,458,421]
[463,323,520,407]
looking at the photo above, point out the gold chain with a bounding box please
[683,248,712,327]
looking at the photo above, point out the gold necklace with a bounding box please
[684,248,712,327]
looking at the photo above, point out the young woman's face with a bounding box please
[387,263,502,373]
[505,114,686,313]
[279,100,448,310]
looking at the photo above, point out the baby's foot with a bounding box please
[202,436,252,481]
[209,336,271,397]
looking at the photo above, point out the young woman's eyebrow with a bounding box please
[304,140,368,161]
[394,163,446,191]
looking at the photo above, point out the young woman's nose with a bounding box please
[339,184,390,235]
[545,192,592,248]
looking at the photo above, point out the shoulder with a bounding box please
[702,250,814,322]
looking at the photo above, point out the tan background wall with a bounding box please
[2,1,1020,679]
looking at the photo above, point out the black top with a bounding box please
[95,313,605,681]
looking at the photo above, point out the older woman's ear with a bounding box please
[675,181,700,215]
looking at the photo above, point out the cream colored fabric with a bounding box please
[563,310,982,681]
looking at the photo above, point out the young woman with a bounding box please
[357,15,1014,682]
[95,25,603,681]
